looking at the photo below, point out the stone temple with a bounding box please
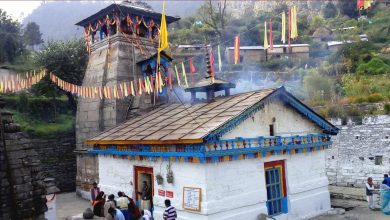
[74,1,179,198]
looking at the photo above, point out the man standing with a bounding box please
[163,199,177,220]
[117,192,130,220]
[366,177,375,209]
[90,182,100,204]
[138,181,151,210]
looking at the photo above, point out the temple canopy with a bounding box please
[75,1,179,27]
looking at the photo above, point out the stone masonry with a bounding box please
[326,115,390,187]
[31,135,76,192]
[75,34,164,197]
[0,102,47,219]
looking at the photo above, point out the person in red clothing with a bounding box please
[90,182,100,204]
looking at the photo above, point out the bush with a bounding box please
[384,103,390,114]
[356,57,390,75]
[367,93,385,103]
[323,2,338,19]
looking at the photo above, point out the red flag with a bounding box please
[168,69,173,90]
[357,0,364,9]
[209,48,215,80]
[189,58,196,85]
[234,36,240,64]
[269,18,273,50]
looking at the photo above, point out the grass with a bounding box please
[11,111,75,138]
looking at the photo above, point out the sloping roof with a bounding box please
[86,87,338,145]
[75,3,180,26]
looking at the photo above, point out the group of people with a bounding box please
[365,172,390,214]
[90,182,177,220]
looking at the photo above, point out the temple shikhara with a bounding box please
[75,1,339,219]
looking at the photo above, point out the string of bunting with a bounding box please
[0,70,46,94]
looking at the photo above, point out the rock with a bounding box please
[83,208,94,219]
[327,208,346,215]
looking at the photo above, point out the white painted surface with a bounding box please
[222,99,322,139]
[98,150,330,220]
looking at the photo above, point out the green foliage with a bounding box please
[356,57,390,75]
[364,9,390,44]
[303,69,335,101]
[323,2,337,19]
[342,74,390,103]
[12,111,74,137]
[0,9,24,63]
[384,103,390,114]
[337,1,359,18]
[33,39,87,113]
[23,22,43,46]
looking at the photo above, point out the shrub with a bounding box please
[356,57,390,75]
[384,103,390,114]
[367,93,385,103]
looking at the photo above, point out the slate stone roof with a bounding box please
[87,88,276,145]
[76,3,180,27]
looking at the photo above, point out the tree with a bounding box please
[33,39,88,114]
[23,22,43,48]
[323,2,337,19]
[0,9,24,63]
[338,1,359,18]
[197,0,229,42]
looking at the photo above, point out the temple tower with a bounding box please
[74,1,179,197]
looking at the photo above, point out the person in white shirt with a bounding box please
[366,177,376,209]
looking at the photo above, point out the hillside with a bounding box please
[22,1,202,41]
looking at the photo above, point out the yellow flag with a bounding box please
[157,0,168,65]
[181,62,188,87]
[281,11,286,43]
[174,65,181,87]
[218,45,222,72]
[144,77,150,94]
[130,81,135,96]
[364,0,371,9]
[124,82,128,97]
[264,21,268,49]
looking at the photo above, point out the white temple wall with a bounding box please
[221,99,322,140]
[98,149,330,220]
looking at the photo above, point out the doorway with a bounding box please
[264,160,288,216]
[134,166,154,207]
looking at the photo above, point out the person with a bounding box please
[92,191,106,217]
[117,192,130,220]
[108,207,125,220]
[141,209,153,220]
[380,179,390,215]
[90,182,100,204]
[163,199,177,220]
[138,181,152,211]
[123,193,140,220]
[366,177,375,210]
[104,194,117,220]
[385,173,390,187]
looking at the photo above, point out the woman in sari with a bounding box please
[380,180,390,215]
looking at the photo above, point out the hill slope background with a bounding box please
[23,1,202,41]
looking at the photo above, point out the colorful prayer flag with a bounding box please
[269,18,273,50]
[189,58,196,85]
[181,62,188,87]
[234,36,240,64]
[157,0,168,65]
[282,11,286,44]
[174,65,181,87]
[217,45,222,72]
[209,48,215,83]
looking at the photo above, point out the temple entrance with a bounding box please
[264,160,288,216]
[134,166,154,209]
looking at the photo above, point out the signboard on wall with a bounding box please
[158,189,165,197]
[182,187,201,211]
[166,191,174,198]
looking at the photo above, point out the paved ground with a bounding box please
[312,199,389,220]
[56,192,90,220]
[56,186,390,219]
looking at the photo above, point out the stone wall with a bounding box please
[0,108,47,220]
[326,115,390,187]
[30,135,76,192]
